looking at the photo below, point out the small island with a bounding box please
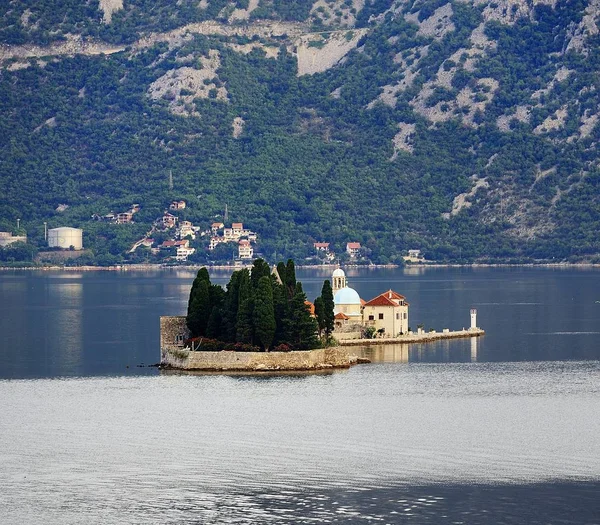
[160,259,484,372]
[160,258,359,372]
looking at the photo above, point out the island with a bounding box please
[160,258,484,372]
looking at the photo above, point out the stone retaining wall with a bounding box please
[161,346,354,372]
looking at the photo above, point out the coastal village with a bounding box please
[2,198,427,266]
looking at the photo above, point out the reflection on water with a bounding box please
[353,343,410,363]
[352,337,482,363]
[47,281,83,375]
[0,362,599,524]
[1,266,600,376]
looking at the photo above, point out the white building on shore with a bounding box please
[330,268,409,336]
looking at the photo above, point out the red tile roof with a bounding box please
[334,312,350,320]
[363,290,408,307]
[347,242,361,249]
[304,300,315,316]
[314,242,329,248]
[232,222,243,229]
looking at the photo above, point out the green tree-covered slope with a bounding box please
[1,0,599,264]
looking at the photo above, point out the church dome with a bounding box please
[332,268,345,278]
[334,286,361,305]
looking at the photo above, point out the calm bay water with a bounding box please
[0,267,599,523]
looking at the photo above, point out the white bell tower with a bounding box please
[332,267,346,293]
[470,308,477,330]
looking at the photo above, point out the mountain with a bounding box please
[1,0,599,264]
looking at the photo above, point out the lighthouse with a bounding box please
[470,308,477,330]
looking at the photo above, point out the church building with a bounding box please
[331,268,409,337]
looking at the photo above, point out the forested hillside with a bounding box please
[1,0,599,264]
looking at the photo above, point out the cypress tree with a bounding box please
[187,267,210,312]
[285,259,296,299]
[206,307,222,339]
[253,276,276,351]
[289,282,318,349]
[222,270,242,341]
[236,269,254,344]
[186,279,211,337]
[276,261,287,287]
[321,279,335,340]
[271,278,288,346]
[314,296,325,339]
[250,258,271,290]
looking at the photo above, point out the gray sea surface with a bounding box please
[0,267,599,523]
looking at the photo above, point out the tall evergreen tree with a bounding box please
[186,279,211,337]
[321,279,335,340]
[250,258,271,290]
[271,277,288,346]
[236,269,254,344]
[288,282,318,349]
[222,270,242,341]
[253,276,276,351]
[285,258,296,299]
[314,296,325,339]
[187,267,210,312]
[276,261,287,287]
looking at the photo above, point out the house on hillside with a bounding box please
[238,239,253,259]
[211,222,224,234]
[176,245,195,261]
[0,232,27,247]
[313,242,330,252]
[161,212,178,228]
[346,242,361,257]
[169,200,186,210]
[116,212,134,224]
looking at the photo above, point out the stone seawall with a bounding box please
[161,346,355,372]
[338,328,485,346]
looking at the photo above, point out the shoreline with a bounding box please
[1,262,599,272]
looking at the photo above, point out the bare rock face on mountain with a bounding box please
[1,0,599,262]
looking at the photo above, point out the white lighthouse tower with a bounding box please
[470,308,477,330]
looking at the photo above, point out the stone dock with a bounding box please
[338,328,485,346]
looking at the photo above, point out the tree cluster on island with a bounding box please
[186,258,335,352]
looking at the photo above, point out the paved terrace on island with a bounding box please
[337,328,485,346]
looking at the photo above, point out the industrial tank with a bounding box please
[48,227,83,250]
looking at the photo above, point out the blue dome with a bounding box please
[334,287,361,305]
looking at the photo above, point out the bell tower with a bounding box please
[332,267,346,293]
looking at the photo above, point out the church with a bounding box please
[331,268,409,338]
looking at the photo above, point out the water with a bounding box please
[0,267,599,523]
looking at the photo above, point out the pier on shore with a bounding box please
[338,328,485,346]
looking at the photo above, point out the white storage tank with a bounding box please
[48,227,83,250]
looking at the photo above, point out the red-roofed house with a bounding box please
[238,239,253,260]
[313,242,330,252]
[211,222,224,234]
[346,242,361,257]
[362,290,409,336]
